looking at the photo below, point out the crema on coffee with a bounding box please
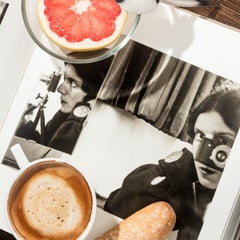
[7,161,93,240]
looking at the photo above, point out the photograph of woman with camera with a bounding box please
[103,87,240,240]
[15,57,113,154]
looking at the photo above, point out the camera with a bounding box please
[40,69,62,93]
[195,137,232,171]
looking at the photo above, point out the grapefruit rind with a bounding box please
[37,0,128,52]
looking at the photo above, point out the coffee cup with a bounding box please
[5,144,96,240]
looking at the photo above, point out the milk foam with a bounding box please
[23,173,83,235]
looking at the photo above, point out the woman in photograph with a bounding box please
[15,57,113,154]
[103,87,240,240]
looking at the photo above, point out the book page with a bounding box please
[0,0,35,129]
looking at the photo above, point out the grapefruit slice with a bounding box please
[37,0,128,52]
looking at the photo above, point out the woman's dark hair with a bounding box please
[68,56,113,101]
[187,87,240,142]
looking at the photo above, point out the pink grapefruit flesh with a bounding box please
[38,0,128,51]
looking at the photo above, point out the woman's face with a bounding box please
[192,111,236,190]
[57,64,87,113]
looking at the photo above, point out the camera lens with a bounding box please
[211,145,231,169]
[216,150,228,162]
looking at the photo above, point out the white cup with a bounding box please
[5,144,96,240]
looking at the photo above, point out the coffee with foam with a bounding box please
[7,160,94,240]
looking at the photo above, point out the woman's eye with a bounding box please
[70,81,78,88]
[216,137,224,143]
[215,137,233,146]
[65,77,79,88]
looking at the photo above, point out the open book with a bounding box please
[1,0,240,239]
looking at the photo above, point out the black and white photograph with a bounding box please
[2,55,114,167]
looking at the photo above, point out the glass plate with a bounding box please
[21,0,141,63]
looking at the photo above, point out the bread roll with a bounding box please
[96,201,176,240]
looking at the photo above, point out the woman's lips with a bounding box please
[199,166,216,175]
[60,98,67,105]
[197,162,220,175]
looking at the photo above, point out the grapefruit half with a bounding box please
[37,0,128,52]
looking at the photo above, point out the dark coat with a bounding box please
[15,102,90,154]
[104,148,215,240]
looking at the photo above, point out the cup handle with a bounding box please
[10,144,29,169]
